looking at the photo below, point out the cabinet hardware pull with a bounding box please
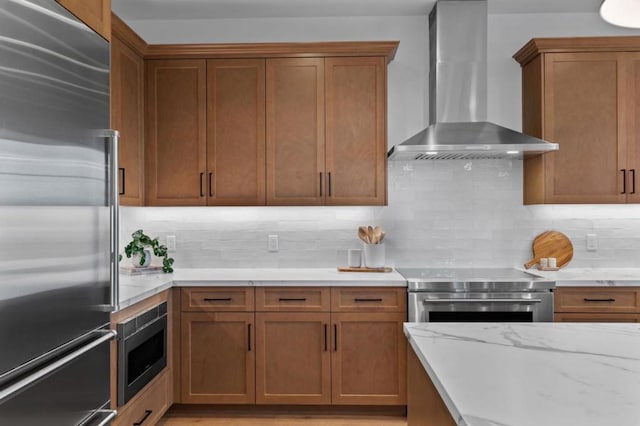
[328,172,332,196]
[354,298,383,302]
[133,410,152,425]
[621,169,627,194]
[199,172,204,197]
[632,169,636,194]
[319,172,323,196]
[278,298,306,302]
[209,172,214,197]
[333,324,337,352]
[118,168,125,195]
[324,324,328,351]
[248,323,252,351]
[203,297,232,302]
[583,298,616,302]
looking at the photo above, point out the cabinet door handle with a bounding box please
[248,323,252,351]
[583,298,616,302]
[354,298,383,302]
[203,297,232,302]
[209,172,214,197]
[278,298,306,302]
[319,172,323,196]
[333,324,338,352]
[631,169,636,194]
[328,172,332,197]
[118,168,125,195]
[133,410,152,425]
[199,172,204,197]
[324,324,328,352]
[621,169,627,194]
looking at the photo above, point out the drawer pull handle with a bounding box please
[354,298,383,302]
[203,297,232,302]
[278,298,307,302]
[134,410,152,425]
[583,298,616,302]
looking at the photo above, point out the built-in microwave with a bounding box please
[117,302,167,406]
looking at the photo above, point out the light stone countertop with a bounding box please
[118,267,407,310]
[529,267,640,287]
[404,322,640,426]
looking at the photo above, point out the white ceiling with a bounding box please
[111,0,603,21]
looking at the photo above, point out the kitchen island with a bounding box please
[404,322,640,426]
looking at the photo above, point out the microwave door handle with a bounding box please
[423,298,542,304]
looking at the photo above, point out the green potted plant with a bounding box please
[121,229,174,273]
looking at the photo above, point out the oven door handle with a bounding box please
[423,298,542,304]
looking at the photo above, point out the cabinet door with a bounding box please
[111,36,144,206]
[331,313,406,405]
[325,57,387,206]
[555,313,640,322]
[255,312,331,404]
[542,52,627,204]
[207,59,266,206]
[624,53,640,203]
[56,0,110,41]
[181,312,254,404]
[266,58,325,205]
[146,60,207,206]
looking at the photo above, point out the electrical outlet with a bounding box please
[166,235,177,252]
[586,234,597,251]
[268,235,279,252]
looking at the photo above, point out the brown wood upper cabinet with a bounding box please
[208,59,266,205]
[56,0,110,41]
[111,29,144,206]
[326,57,387,205]
[145,59,207,205]
[514,37,640,204]
[266,58,325,205]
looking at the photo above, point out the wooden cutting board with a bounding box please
[524,231,573,269]
[338,267,393,273]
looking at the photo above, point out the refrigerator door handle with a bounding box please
[79,409,118,426]
[0,330,116,404]
[103,129,120,311]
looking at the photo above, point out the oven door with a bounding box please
[409,292,554,322]
[117,314,167,406]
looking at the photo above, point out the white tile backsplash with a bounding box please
[120,160,640,269]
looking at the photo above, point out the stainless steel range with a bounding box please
[399,268,555,322]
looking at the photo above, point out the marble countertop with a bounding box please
[404,322,640,426]
[118,267,407,310]
[529,268,640,287]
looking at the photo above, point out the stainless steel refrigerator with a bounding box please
[0,0,119,424]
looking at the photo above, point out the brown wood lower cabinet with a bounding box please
[332,312,407,405]
[255,312,331,404]
[554,287,640,322]
[112,369,170,426]
[181,312,255,404]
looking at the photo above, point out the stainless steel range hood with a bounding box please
[387,0,558,161]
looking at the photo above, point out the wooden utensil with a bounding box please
[372,226,383,244]
[367,226,374,243]
[358,226,369,244]
[524,231,573,269]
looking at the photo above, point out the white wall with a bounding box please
[120,13,640,270]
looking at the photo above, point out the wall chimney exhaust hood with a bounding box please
[387,0,558,161]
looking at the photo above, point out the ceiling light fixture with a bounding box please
[600,0,640,28]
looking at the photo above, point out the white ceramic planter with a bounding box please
[132,249,152,268]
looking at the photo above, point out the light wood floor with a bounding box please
[158,416,407,426]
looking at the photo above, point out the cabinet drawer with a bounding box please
[554,287,640,313]
[182,287,254,312]
[256,287,330,312]
[331,287,406,312]
[113,369,170,426]
[555,313,640,322]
